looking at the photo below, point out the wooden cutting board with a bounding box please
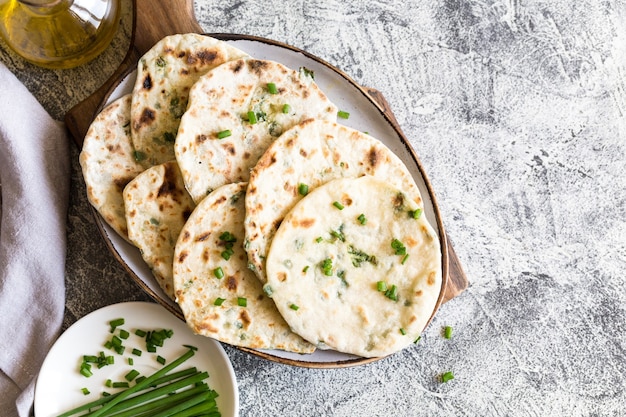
[65,0,468,303]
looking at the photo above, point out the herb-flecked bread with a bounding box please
[265,176,441,357]
[173,182,315,353]
[79,94,144,242]
[131,34,248,168]
[124,161,195,300]
[174,58,338,203]
[244,118,424,283]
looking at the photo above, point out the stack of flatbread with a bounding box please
[80,34,442,358]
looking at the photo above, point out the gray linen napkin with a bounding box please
[0,63,70,417]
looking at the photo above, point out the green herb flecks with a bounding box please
[219,231,237,260]
[133,150,147,162]
[267,82,278,94]
[441,371,455,383]
[329,224,345,243]
[409,208,423,219]
[163,131,176,142]
[247,110,258,124]
[216,129,232,139]
[391,238,407,255]
[299,66,315,80]
[268,121,283,137]
[321,258,333,276]
[169,96,184,119]
[348,245,377,267]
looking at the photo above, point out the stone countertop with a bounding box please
[2,1,625,415]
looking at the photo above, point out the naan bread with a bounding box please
[131,34,248,167]
[173,182,315,353]
[79,94,144,241]
[124,161,195,300]
[265,176,441,358]
[175,58,338,203]
[245,118,423,283]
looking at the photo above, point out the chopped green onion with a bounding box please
[384,284,399,301]
[128,357,134,366]
[267,82,278,94]
[282,103,291,113]
[444,326,453,339]
[290,304,300,311]
[302,265,310,273]
[410,208,423,219]
[221,248,234,260]
[81,387,90,395]
[400,328,407,335]
[213,267,224,279]
[237,297,247,307]
[219,231,236,242]
[376,281,387,292]
[332,201,344,210]
[109,318,125,333]
[118,329,129,340]
[263,284,273,297]
[315,236,323,243]
[441,371,455,383]
[213,297,225,306]
[83,355,98,363]
[156,355,166,365]
[391,238,407,255]
[112,382,129,389]
[124,369,140,382]
[111,335,122,347]
[414,336,422,344]
[298,183,309,196]
[216,129,232,139]
[134,329,147,337]
[79,364,92,378]
[321,258,333,276]
[131,348,142,356]
[401,254,409,265]
[105,379,112,387]
[337,110,350,119]
[330,229,345,242]
[247,110,257,124]
[357,213,367,225]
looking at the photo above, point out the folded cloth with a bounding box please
[0,64,70,416]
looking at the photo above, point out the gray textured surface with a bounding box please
[2,0,625,415]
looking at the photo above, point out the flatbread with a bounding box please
[175,58,338,203]
[244,118,424,283]
[124,161,195,300]
[265,176,441,357]
[79,94,144,241]
[131,34,248,167]
[173,182,315,353]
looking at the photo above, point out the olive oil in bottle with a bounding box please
[0,0,121,69]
